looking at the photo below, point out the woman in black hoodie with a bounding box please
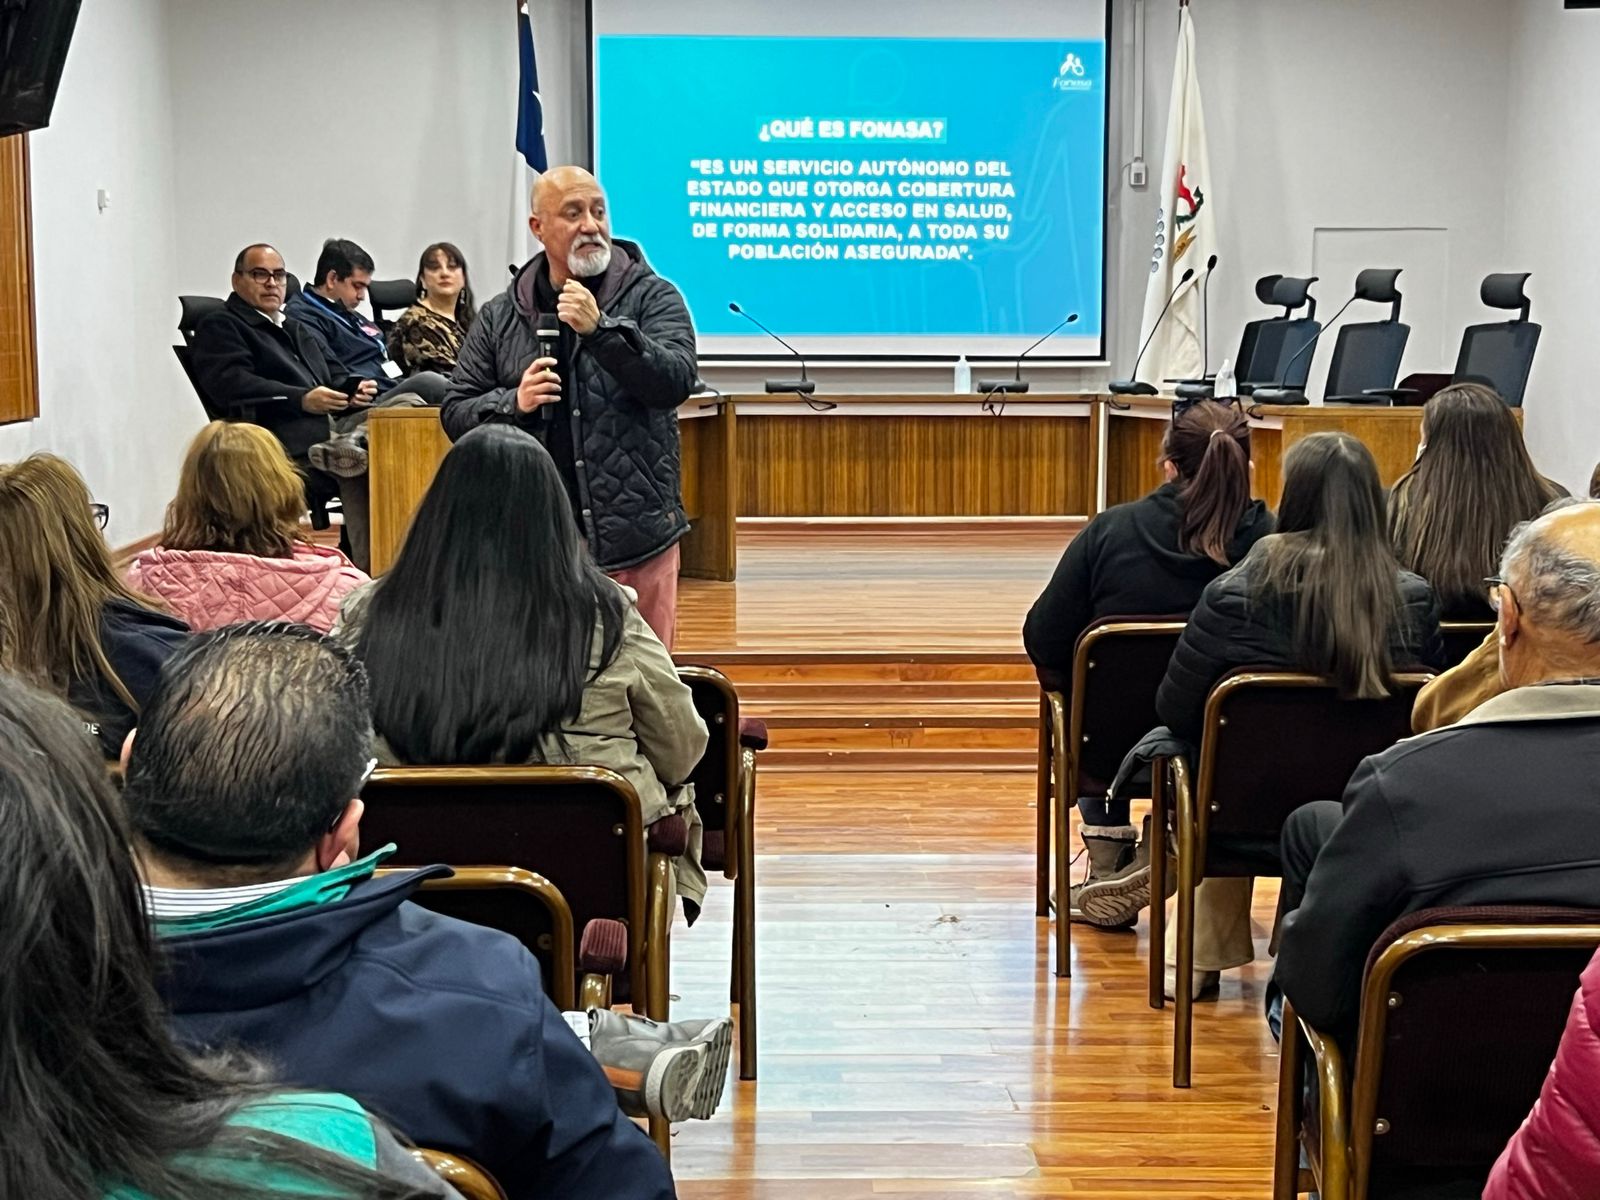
[1023,401,1274,920]
[0,454,189,756]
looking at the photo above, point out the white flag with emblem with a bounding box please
[1136,1,1215,385]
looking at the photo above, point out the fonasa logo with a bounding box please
[1052,51,1093,92]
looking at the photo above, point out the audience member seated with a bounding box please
[190,243,370,567]
[387,242,477,375]
[1486,942,1600,1200]
[1388,382,1566,620]
[1276,500,1600,1046]
[1146,432,1443,998]
[285,237,450,406]
[0,671,457,1199]
[1023,399,1274,923]
[0,453,188,756]
[333,425,711,914]
[128,623,683,1200]
[127,421,368,633]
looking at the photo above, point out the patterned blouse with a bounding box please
[386,304,466,375]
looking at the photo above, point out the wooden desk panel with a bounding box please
[366,405,740,580]
[0,135,38,425]
[733,395,1096,518]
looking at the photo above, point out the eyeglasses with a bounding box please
[328,758,380,833]
[245,268,289,285]
[1485,575,1517,613]
[90,502,109,531]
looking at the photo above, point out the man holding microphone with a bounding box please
[442,166,698,645]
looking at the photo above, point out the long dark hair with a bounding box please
[0,673,425,1200]
[1388,382,1561,615]
[356,426,625,763]
[1161,401,1253,565]
[1256,432,1403,699]
[415,241,476,331]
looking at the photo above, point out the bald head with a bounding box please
[529,166,611,285]
[1496,500,1600,686]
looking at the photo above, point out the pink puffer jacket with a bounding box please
[1485,947,1600,1199]
[126,544,368,634]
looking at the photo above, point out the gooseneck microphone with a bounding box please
[976,313,1080,397]
[728,301,815,396]
[1108,266,1196,396]
[534,314,561,422]
[1200,254,1219,379]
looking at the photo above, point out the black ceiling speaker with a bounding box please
[0,0,84,137]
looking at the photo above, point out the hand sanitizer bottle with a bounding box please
[954,354,972,393]
[1212,357,1237,400]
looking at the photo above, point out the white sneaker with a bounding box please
[1163,967,1221,1002]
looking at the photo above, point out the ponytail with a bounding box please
[1162,401,1253,566]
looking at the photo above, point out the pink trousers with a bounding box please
[607,543,680,651]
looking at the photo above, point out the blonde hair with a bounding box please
[161,422,307,559]
[0,454,159,708]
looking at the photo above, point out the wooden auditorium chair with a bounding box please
[677,664,766,1080]
[1150,670,1431,1086]
[375,866,580,1011]
[413,1149,507,1200]
[1274,908,1600,1200]
[1437,620,1496,672]
[1034,618,1187,978]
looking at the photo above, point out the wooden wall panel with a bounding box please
[738,413,1093,517]
[678,404,737,581]
[0,135,38,425]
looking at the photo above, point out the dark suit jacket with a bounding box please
[1277,684,1600,1035]
[190,294,336,459]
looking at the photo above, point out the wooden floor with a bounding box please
[668,525,1284,1199]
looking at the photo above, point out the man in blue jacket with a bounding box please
[124,623,683,1200]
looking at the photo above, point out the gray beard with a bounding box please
[568,242,612,278]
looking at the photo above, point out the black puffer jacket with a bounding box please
[440,240,697,570]
[1156,541,1444,742]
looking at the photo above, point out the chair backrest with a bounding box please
[177,294,227,345]
[171,343,227,422]
[379,866,577,1011]
[1323,321,1410,398]
[368,277,416,326]
[1247,317,1323,388]
[1452,271,1539,408]
[1232,274,1285,382]
[361,766,646,1005]
[1350,908,1600,1195]
[413,1149,506,1200]
[1438,621,1494,671]
[1198,671,1431,842]
[1070,619,1187,795]
[678,665,739,871]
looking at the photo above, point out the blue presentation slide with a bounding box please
[593,34,1107,353]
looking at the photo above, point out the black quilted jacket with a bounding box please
[1156,542,1445,742]
[440,240,697,570]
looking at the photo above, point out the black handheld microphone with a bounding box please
[1109,266,1196,396]
[976,313,1080,397]
[1251,291,1352,406]
[728,302,815,395]
[1200,254,1218,379]
[534,314,561,422]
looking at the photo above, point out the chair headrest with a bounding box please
[1270,276,1317,311]
[368,278,418,314]
[1253,274,1284,305]
[1481,272,1532,320]
[1354,268,1402,303]
[178,294,227,332]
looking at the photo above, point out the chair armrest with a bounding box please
[1360,387,1417,401]
[738,716,769,751]
[646,812,690,857]
[579,918,628,976]
[1298,1012,1353,1200]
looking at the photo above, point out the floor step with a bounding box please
[762,746,1038,772]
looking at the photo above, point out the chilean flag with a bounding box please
[517,2,549,172]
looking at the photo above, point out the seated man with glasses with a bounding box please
[190,244,373,565]
[1275,499,1600,1047]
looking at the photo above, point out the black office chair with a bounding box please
[1238,275,1321,396]
[1229,274,1284,391]
[285,271,303,302]
[368,278,417,329]
[1321,269,1411,405]
[1452,272,1540,408]
[1173,274,1308,402]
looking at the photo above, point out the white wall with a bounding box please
[1504,1,1600,495]
[0,0,199,543]
[166,0,525,299]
